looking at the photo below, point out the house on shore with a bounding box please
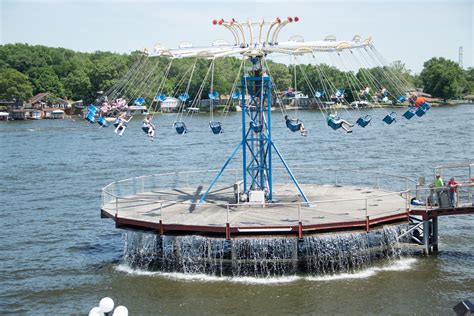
[8,93,72,120]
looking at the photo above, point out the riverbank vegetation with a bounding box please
[0,43,472,104]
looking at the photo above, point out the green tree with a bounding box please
[63,69,92,100]
[27,66,65,96]
[465,67,474,95]
[0,68,34,101]
[419,57,466,101]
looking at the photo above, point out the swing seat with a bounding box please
[134,97,145,106]
[97,116,108,127]
[174,121,187,135]
[327,119,342,130]
[154,94,167,102]
[208,91,219,100]
[315,91,324,98]
[209,121,223,134]
[87,105,97,113]
[397,96,406,103]
[415,103,430,117]
[231,91,241,99]
[420,102,431,110]
[356,115,372,128]
[335,89,344,98]
[383,112,397,125]
[286,119,302,132]
[250,121,263,133]
[178,93,189,102]
[86,112,96,123]
[402,108,416,120]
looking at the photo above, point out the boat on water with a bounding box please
[127,105,149,116]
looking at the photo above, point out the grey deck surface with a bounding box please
[102,184,407,228]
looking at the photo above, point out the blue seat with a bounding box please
[174,121,187,135]
[154,94,167,102]
[414,102,431,117]
[231,91,241,99]
[208,91,219,100]
[86,112,96,123]
[178,93,189,102]
[356,115,372,128]
[403,108,417,120]
[335,89,344,98]
[209,121,223,134]
[134,97,145,106]
[286,119,302,132]
[85,105,97,123]
[383,112,397,125]
[327,118,342,130]
[250,121,263,133]
[97,116,108,127]
[397,96,406,103]
[315,90,325,98]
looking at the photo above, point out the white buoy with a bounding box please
[99,297,115,314]
[89,306,103,316]
[113,305,129,316]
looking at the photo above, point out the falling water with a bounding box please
[123,225,408,277]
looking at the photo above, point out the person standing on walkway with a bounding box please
[434,174,444,206]
[447,177,460,207]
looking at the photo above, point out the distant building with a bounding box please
[29,92,70,109]
[160,97,180,113]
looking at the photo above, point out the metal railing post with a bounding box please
[365,198,368,219]
[160,202,163,221]
[298,203,301,222]
[406,190,410,211]
[115,197,118,217]
[334,170,338,186]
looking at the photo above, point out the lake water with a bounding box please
[0,104,473,314]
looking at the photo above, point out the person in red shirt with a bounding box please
[447,177,460,207]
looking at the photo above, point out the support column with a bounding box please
[432,217,438,253]
[422,219,431,255]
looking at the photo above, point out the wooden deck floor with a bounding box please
[101,184,407,229]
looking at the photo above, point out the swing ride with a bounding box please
[98,17,435,276]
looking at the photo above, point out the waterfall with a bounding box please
[122,225,407,277]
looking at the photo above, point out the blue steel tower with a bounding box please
[199,55,309,204]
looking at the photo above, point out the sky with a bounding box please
[0,0,472,74]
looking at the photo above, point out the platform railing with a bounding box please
[101,167,418,228]
[407,183,474,210]
[101,166,418,205]
[102,189,409,228]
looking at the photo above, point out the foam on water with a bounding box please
[116,258,417,284]
[306,258,417,282]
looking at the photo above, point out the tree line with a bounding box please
[0,43,472,104]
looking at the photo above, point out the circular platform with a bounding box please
[101,180,409,237]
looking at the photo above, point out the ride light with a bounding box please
[287,16,293,22]
[276,17,281,23]
[212,19,217,25]
[99,297,115,314]
[294,16,300,22]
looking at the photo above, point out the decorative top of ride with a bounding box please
[149,17,373,59]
